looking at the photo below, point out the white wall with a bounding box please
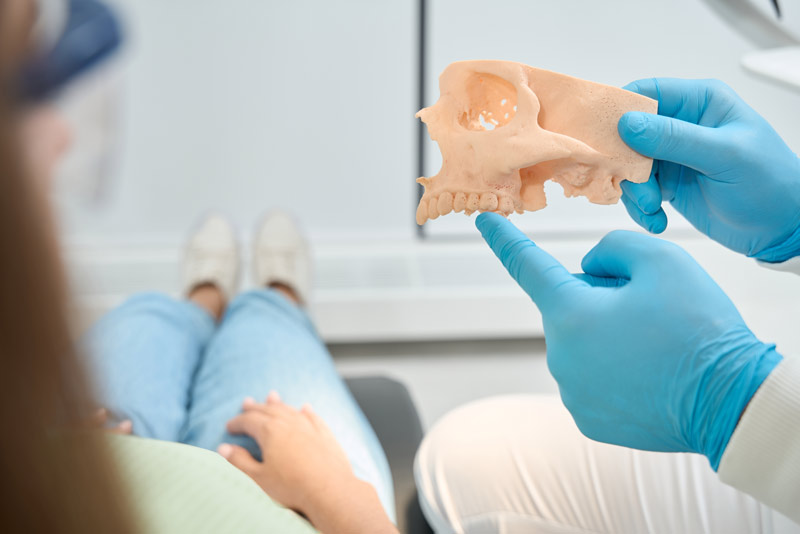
[59,0,418,244]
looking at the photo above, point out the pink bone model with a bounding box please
[416,60,657,225]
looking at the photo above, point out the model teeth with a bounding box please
[499,196,514,214]
[465,193,480,215]
[428,197,440,220]
[416,192,518,225]
[479,193,498,211]
[453,192,467,213]
[416,202,428,225]
[437,192,454,214]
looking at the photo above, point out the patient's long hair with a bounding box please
[0,2,135,532]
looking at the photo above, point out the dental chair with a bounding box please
[345,376,433,534]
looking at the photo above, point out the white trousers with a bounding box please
[415,395,799,534]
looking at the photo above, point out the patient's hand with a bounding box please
[91,408,133,435]
[220,393,396,534]
[220,392,352,512]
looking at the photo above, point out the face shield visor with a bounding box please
[17,0,123,207]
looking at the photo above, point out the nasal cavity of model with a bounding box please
[458,73,518,131]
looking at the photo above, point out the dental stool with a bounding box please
[345,376,433,534]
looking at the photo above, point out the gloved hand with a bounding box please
[618,78,800,263]
[477,212,782,468]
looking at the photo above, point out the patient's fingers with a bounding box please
[218,443,260,477]
[300,403,318,423]
[110,419,133,435]
[226,411,272,444]
[89,408,133,435]
[301,405,332,434]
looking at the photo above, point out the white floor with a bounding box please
[331,338,557,429]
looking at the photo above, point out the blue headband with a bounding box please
[19,0,122,101]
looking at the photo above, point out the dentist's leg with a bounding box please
[84,291,216,441]
[181,288,395,520]
[415,395,798,534]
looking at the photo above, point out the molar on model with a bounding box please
[414,60,658,225]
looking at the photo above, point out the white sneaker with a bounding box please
[253,211,311,305]
[182,215,240,301]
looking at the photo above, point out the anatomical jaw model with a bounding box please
[415,60,657,225]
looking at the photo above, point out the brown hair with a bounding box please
[0,2,136,531]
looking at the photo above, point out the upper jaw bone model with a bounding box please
[415,60,657,225]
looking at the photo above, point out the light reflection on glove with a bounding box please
[477,212,782,469]
[618,78,800,263]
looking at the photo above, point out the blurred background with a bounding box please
[60,0,800,426]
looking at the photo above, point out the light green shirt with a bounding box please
[108,434,317,534]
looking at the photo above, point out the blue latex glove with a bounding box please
[618,78,800,263]
[477,212,782,469]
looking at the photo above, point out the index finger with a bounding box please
[476,213,587,312]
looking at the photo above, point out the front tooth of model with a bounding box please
[428,197,440,219]
[416,202,428,225]
[453,192,467,212]
[438,192,454,215]
[479,193,498,211]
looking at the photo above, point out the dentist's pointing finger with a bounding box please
[476,212,587,312]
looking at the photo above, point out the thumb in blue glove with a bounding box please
[477,212,782,468]
[617,78,800,263]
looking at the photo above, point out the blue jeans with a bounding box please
[86,289,395,519]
